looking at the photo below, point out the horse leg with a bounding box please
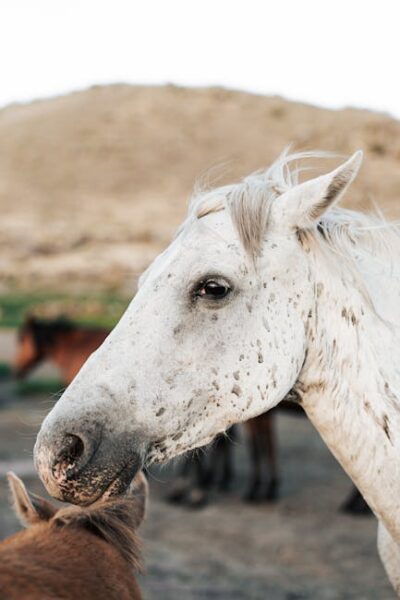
[378,521,400,594]
[260,412,279,502]
[185,450,210,509]
[216,437,233,492]
[166,454,193,504]
[244,420,262,502]
[220,433,234,491]
[340,486,372,515]
[216,428,235,491]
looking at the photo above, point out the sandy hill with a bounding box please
[0,84,399,292]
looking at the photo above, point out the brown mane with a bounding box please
[54,493,143,572]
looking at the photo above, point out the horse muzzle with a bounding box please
[34,420,146,505]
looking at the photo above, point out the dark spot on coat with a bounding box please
[231,385,242,397]
[382,414,392,443]
[287,389,302,404]
[156,407,166,417]
[350,312,358,326]
[341,307,358,326]
[297,380,326,394]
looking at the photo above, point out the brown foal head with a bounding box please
[0,472,148,599]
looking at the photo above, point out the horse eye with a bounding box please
[197,280,231,299]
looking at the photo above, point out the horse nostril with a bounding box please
[52,434,85,482]
[65,434,85,461]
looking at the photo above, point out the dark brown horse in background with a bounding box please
[13,316,368,514]
[14,316,109,385]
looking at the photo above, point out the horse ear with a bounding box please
[7,472,57,527]
[125,470,148,528]
[271,151,363,231]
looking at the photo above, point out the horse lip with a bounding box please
[48,451,144,506]
[76,458,144,506]
[100,460,143,501]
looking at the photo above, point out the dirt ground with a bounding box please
[0,368,394,599]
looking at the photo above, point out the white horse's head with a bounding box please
[35,150,362,504]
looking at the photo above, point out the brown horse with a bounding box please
[14,316,368,513]
[14,316,109,384]
[0,472,147,600]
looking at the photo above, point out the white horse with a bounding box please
[35,150,400,592]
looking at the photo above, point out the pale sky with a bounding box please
[1,0,399,116]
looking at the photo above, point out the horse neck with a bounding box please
[297,250,400,541]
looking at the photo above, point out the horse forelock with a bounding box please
[53,496,143,572]
[187,147,298,257]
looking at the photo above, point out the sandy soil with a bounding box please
[1,84,400,292]
[0,375,394,599]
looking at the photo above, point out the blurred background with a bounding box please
[0,1,399,597]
